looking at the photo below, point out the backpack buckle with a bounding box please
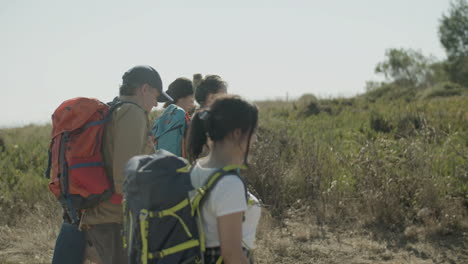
[140,210,149,220]
[197,188,206,196]
[146,251,162,260]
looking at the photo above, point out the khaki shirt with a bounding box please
[81,96,154,225]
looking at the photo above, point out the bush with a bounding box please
[0,125,51,226]
[395,113,425,138]
[305,101,321,115]
[295,94,321,116]
[0,136,4,153]
[245,125,296,218]
[248,95,467,235]
[351,136,466,231]
[297,93,318,104]
[365,83,417,102]
[420,81,466,99]
[370,112,393,133]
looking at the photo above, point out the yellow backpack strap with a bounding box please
[155,239,200,258]
[193,164,248,213]
[139,209,149,264]
[196,206,206,253]
[190,164,249,260]
[176,164,191,173]
[205,164,246,191]
[155,198,193,238]
[221,164,247,172]
[122,200,127,249]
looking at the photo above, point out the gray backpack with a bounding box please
[123,150,246,264]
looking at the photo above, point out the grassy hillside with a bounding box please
[248,90,467,234]
[0,88,467,263]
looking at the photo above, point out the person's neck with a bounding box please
[120,95,145,111]
[201,141,242,168]
[175,102,186,112]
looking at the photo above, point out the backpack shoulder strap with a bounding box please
[154,124,184,141]
[155,104,178,120]
[102,97,146,127]
[107,98,143,116]
[195,165,248,210]
[153,106,187,141]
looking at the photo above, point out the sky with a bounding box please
[1,0,451,128]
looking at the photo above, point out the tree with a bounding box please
[375,48,435,87]
[439,0,468,86]
[439,0,468,58]
[365,80,382,92]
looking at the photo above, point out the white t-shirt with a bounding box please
[190,161,261,249]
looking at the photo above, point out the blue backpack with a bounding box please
[152,105,188,157]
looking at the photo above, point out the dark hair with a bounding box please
[163,77,194,108]
[194,75,227,107]
[119,82,140,96]
[186,95,258,164]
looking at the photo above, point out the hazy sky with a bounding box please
[1,0,451,127]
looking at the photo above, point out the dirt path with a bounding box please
[0,209,466,264]
[255,214,467,264]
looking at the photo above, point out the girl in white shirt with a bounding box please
[186,95,261,264]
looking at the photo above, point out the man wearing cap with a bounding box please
[80,65,172,264]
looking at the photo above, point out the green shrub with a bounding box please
[365,83,417,102]
[365,83,395,101]
[395,112,425,138]
[248,95,467,234]
[370,111,393,133]
[420,81,466,99]
[0,136,5,152]
[297,93,318,104]
[294,94,321,116]
[0,125,51,225]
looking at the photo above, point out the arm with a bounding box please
[112,105,148,194]
[217,212,248,264]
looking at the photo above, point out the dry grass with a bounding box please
[0,204,467,263]
[0,203,60,264]
[253,208,467,264]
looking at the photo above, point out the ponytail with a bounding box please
[193,73,203,89]
[186,95,258,165]
[186,111,208,163]
[243,126,255,166]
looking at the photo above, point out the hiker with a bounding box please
[186,95,261,263]
[78,65,172,264]
[51,221,88,264]
[151,77,195,157]
[192,74,228,157]
[194,74,227,109]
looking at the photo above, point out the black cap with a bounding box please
[122,65,173,102]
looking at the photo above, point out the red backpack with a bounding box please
[45,97,135,224]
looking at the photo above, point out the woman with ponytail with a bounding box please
[193,74,227,109]
[186,95,261,264]
[151,77,195,157]
[192,74,228,157]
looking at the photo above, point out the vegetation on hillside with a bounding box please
[0,1,466,263]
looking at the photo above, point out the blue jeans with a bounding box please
[52,222,86,264]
